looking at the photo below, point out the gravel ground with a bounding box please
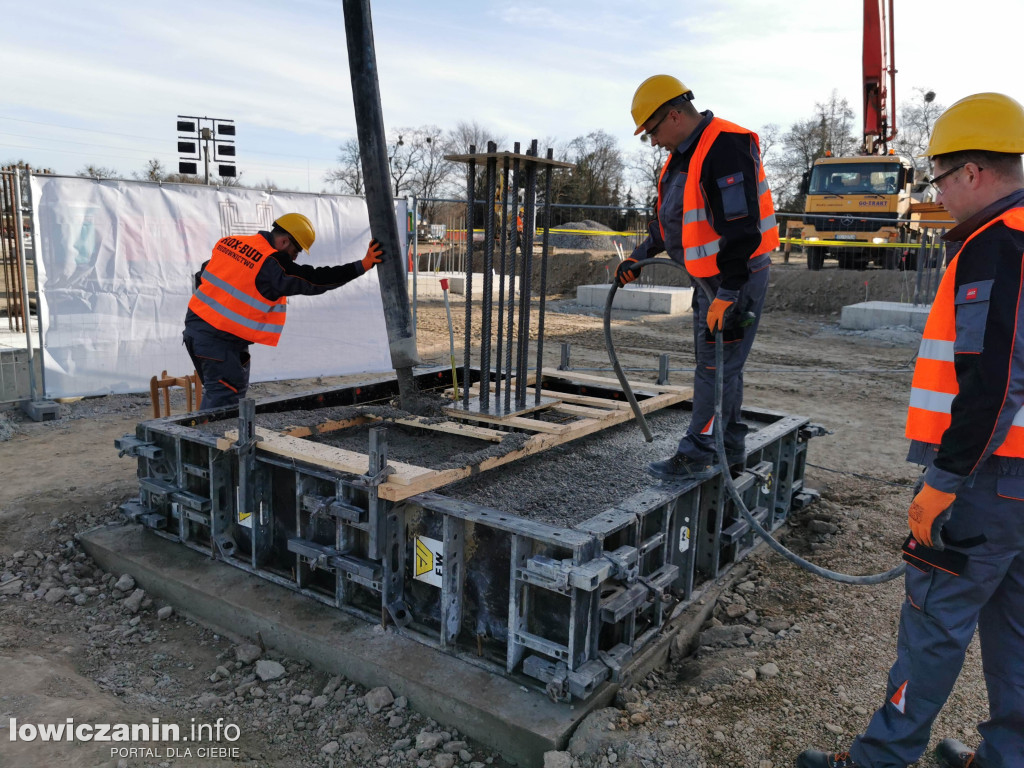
[0,293,991,768]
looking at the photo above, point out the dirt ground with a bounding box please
[0,255,986,768]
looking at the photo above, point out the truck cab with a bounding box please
[801,154,916,270]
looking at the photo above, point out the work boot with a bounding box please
[647,452,715,481]
[936,738,976,768]
[795,750,861,768]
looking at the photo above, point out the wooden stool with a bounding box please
[149,370,202,418]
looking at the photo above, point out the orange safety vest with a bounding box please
[906,207,1024,456]
[658,117,779,277]
[188,234,288,347]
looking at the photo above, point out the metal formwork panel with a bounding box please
[116,368,817,703]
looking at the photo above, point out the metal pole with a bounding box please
[25,172,46,398]
[503,146,522,414]
[479,143,498,409]
[533,149,554,406]
[463,147,476,410]
[494,155,510,408]
[411,195,418,336]
[515,142,538,409]
[342,0,421,406]
[14,168,38,402]
[0,171,19,332]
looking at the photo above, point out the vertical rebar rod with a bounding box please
[479,143,498,409]
[463,147,476,409]
[515,141,539,409]
[533,149,554,406]
[411,195,418,336]
[503,145,522,414]
[494,155,511,408]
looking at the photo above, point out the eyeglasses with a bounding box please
[644,109,672,140]
[925,163,982,194]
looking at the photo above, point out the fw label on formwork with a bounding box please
[414,536,443,587]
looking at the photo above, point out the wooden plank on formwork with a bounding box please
[363,414,505,443]
[375,389,687,502]
[443,408,570,434]
[458,380,636,411]
[219,427,434,486]
[544,370,692,396]
[550,403,610,418]
[281,416,373,438]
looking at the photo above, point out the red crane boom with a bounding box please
[862,0,897,154]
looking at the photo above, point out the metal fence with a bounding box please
[0,166,43,405]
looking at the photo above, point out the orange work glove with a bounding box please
[707,298,735,333]
[615,257,641,287]
[908,481,957,548]
[361,239,384,271]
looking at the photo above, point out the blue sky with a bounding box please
[1,0,1020,193]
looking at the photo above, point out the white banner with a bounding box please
[31,176,405,398]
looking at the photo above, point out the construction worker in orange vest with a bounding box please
[616,75,778,480]
[183,213,383,409]
[798,93,1024,768]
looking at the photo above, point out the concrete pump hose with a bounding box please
[603,258,906,585]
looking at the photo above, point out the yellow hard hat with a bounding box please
[631,75,692,135]
[274,212,315,252]
[923,92,1024,157]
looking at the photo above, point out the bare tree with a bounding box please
[77,164,118,179]
[893,87,945,176]
[324,139,364,195]
[560,130,625,209]
[627,144,668,209]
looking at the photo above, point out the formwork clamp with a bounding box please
[354,464,395,489]
[115,434,163,460]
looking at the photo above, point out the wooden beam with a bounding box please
[444,409,570,434]
[281,416,372,438]
[364,414,505,442]
[543,370,692,396]
[220,427,435,486]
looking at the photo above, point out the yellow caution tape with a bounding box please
[780,237,921,249]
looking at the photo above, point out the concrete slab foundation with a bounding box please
[576,284,693,315]
[839,300,931,332]
[79,523,614,767]
[408,272,519,298]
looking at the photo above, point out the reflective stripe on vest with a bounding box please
[187,234,288,346]
[657,117,779,278]
[905,208,1024,456]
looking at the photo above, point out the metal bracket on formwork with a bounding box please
[800,423,831,439]
[301,494,367,525]
[386,599,413,628]
[657,353,671,386]
[602,545,640,583]
[521,555,572,593]
[598,643,634,683]
[115,435,163,460]
[522,656,570,703]
[599,581,648,624]
[568,659,611,700]
[558,342,571,371]
[213,534,237,561]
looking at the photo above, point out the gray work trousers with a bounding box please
[850,465,1024,767]
[677,254,770,461]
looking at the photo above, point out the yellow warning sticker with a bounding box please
[415,538,433,577]
[413,536,443,587]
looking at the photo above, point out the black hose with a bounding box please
[603,258,905,585]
